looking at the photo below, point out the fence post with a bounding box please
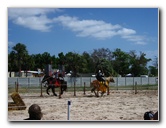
[135,81,137,94]
[16,82,19,92]
[90,77,91,86]
[116,77,118,90]
[15,82,17,92]
[16,77,19,92]
[28,77,30,87]
[133,77,134,88]
[80,77,82,87]
[40,79,43,97]
[125,77,126,87]
[83,82,86,95]
[74,82,76,96]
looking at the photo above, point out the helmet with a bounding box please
[98,70,101,73]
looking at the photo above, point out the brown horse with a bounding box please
[90,76,115,97]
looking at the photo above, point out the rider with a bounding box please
[52,69,64,85]
[96,70,106,86]
[52,69,58,79]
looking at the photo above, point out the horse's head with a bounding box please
[106,75,115,83]
[42,75,50,83]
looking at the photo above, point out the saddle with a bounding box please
[99,81,108,88]
[49,78,61,87]
[55,79,61,87]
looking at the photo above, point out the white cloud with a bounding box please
[117,28,136,35]
[53,16,122,39]
[8,9,149,45]
[8,8,59,32]
[13,15,53,32]
[8,8,56,18]
[122,35,147,45]
[53,15,146,43]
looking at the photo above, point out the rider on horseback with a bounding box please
[52,69,59,79]
[52,69,64,86]
[96,70,107,87]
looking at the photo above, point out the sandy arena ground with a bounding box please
[8,90,158,121]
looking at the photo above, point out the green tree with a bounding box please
[149,66,158,76]
[56,52,66,70]
[81,52,94,73]
[65,52,83,77]
[148,56,158,76]
[31,53,43,70]
[31,52,57,71]
[57,52,66,65]
[129,51,151,76]
[112,48,130,76]
[11,43,28,77]
[91,48,113,75]
[22,54,35,77]
[8,51,17,77]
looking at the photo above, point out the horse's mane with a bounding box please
[105,76,113,81]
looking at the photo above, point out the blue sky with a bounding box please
[8,8,158,66]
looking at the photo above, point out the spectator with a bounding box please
[144,111,155,120]
[153,111,158,120]
[24,104,43,120]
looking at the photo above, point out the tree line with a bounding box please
[8,43,158,77]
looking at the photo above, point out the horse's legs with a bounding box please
[51,86,57,96]
[46,86,51,95]
[96,89,99,97]
[91,87,95,93]
[60,85,64,95]
[107,87,110,95]
[101,92,105,97]
[91,86,98,97]
[58,86,62,99]
[96,84,100,97]
[94,87,99,97]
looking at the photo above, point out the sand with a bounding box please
[8,90,158,121]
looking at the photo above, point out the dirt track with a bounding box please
[8,90,158,121]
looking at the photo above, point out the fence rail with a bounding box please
[8,76,158,87]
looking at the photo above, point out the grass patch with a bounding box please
[8,84,158,94]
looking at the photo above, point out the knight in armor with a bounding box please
[96,70,106,85]
[52,69,59,79]
[52,69,64,84]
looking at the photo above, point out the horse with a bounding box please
[41,74,67,98]
[90,76,115,97]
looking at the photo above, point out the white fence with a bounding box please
[8,77,158,87]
